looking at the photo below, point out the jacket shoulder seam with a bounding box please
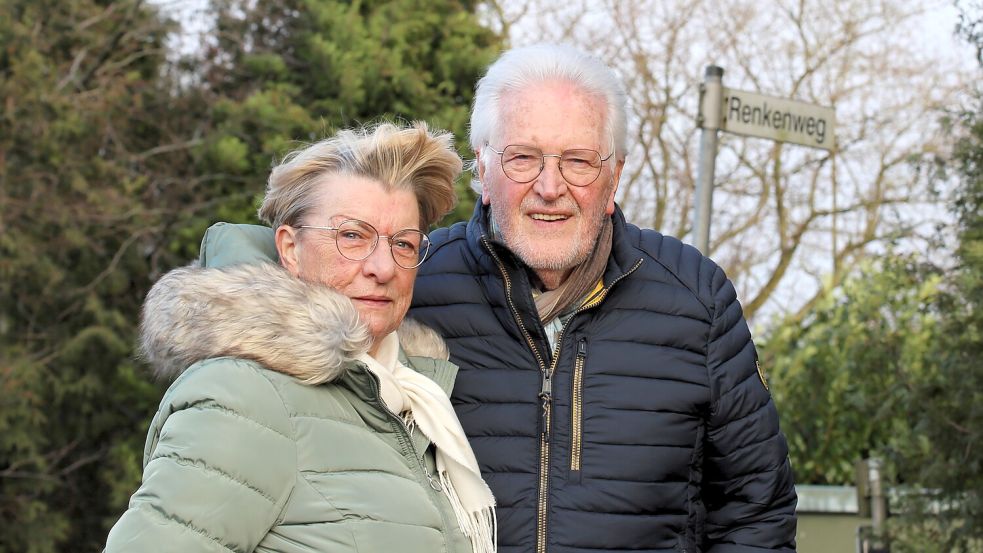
[631,229,714,316]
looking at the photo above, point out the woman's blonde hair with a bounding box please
[258,121,461,230]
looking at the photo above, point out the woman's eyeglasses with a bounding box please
[296,219,431,269]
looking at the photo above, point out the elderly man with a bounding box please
[409,44,797,553]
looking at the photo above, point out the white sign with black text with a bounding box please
[718,88,836,150]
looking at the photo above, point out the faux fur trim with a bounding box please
[140,263,447,383]
[398,317,450,361]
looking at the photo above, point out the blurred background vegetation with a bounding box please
[0,0,979,551]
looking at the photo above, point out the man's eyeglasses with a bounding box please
[486,144,614,187]
[296,219,431,269]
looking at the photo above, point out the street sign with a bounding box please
[714,87,836,150]
[693,65,838,254]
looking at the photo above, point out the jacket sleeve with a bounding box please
[703,267,797,553]
[105,359,297,553]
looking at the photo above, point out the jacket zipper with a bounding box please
[482,237,552,553]
[484,236,643,553]
[481,237,548,369]
[364,369,454,549]
[570,338,587,473]
[565,260,642,475]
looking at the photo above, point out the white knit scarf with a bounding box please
[356,332,496,553]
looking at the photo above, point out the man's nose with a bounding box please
[533,155,567,201]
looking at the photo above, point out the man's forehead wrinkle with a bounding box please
[497,85,607,151]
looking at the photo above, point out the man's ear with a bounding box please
[476,150,491,205]
[275,225,302,276]
[606,158,625,215]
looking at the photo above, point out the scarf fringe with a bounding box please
[439,469,497,553]
[402,411,417,434]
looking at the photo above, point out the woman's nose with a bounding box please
[360,240,398,281]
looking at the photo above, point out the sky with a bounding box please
[153,1,978,66]
[148,0,981,325]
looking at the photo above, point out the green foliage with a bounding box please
[763,252,980,550]
[956,0,983,64]
[761,258,945,486]
[196,0,499,227]
[881,13,983,545]
[0,0,201,549]
[886,87,983,552]
[1,0,500,551]
[762,74,983,552]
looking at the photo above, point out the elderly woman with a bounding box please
[104,122,495,553]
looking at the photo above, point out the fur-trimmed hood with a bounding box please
[139,262,448,383]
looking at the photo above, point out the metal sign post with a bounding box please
[694,66,724,255]
[694,66,837,255]
[856,457,890,552]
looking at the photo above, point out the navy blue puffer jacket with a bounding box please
[409,202,797,553]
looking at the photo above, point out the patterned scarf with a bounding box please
[532,218,612,323]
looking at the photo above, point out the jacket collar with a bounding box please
[140,262,372,383]
[461,200,642,362]
[464,199,642,293]
[141,230,452,386]
[603,206,646,287]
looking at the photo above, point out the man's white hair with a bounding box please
[468,43,628,187]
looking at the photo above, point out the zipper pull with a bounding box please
[540,395,552,443]
[540,371,553,442]
[421,452,443,491]
[425,471,443,492]
[577,338,587,358]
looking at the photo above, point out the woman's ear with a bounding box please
[275,225,302,277]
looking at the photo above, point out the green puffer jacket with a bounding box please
[105,224,474,553]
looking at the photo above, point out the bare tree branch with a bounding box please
[492,0,973,323]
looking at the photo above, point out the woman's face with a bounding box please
[277,174,421,351]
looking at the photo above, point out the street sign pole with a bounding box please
[695,65,724,255]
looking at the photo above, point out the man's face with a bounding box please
[478,80,623,287]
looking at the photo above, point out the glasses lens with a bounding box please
[560,149,603,186]
[335,220,378,260]
[499,145,605,186]
[390,229,429,269]
[501,145,543,183]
